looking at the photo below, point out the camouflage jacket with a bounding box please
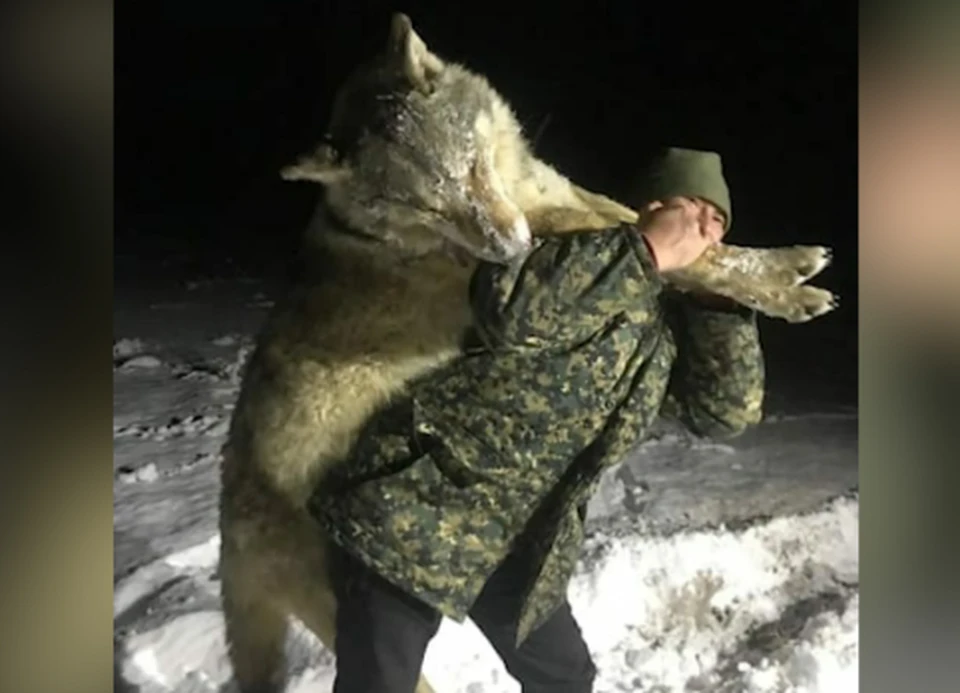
[309,224,764,644]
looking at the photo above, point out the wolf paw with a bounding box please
[763,285,839,323]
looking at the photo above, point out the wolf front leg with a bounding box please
[695,243,834,286]
[665,243,840,323]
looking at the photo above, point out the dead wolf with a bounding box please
[218,12,836,693]
[218,13,640,693]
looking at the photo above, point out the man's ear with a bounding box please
[280,143,351,185]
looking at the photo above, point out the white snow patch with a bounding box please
[114,337,146,359]
[118,498,857,693]
[115,536,221,620]
[224,344,254,385]
[123,611,232,691]
[119,354,165,370]
[131,648,169,687]
[213,334,239,346]
[117,462,161,484]
[165,534,221,571]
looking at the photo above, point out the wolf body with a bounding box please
[219,12,837,693]
[219,14,639,693]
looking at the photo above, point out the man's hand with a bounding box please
[638,197,724,273]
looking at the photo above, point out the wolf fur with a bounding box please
[218,13,638,693]
[219,12,839,693]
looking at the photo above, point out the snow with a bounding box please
[113,269,858,693]
[116,500,857,693]
[418,497,858,693]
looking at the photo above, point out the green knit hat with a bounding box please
[633,147,733,232]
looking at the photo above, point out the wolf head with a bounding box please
[282,13,638,263]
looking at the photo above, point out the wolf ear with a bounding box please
[387,13,444,93]
[280,143,351,185]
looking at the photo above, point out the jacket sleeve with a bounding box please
[659,293,765,438]
[468,226,664,350]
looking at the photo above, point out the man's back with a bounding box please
[412,225,676,496]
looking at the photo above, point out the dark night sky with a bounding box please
[116,0,857,302]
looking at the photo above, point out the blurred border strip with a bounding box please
[0,3,113,693]
[861,1,960,692]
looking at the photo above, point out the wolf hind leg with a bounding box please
[222,560,289,693]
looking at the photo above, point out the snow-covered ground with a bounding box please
[113,261,858,693]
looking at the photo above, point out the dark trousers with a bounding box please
[329,544,596,693]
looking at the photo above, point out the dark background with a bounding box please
[116,0,857,407]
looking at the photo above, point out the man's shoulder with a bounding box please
[535,222,639,249]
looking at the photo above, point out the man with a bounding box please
[308,147,765,692]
